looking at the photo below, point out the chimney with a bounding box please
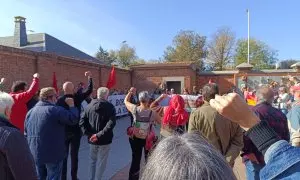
[13,16,27,47]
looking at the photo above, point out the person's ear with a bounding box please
[4,107,11,118]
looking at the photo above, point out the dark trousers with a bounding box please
[61,134,81,180]
[128,137,149,180]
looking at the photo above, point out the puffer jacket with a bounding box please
[0,115,37,180]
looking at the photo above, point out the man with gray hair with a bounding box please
[242,85,289,180]
[80,87,116,180]
[0,92,37,180]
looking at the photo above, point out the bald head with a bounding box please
[63,82,75,95]
[256,85,274,104]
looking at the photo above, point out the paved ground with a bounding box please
[66,116,132,180]
[66,116,246,180]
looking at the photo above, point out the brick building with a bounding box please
[1,44,300,95]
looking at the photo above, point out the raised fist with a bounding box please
[65,98,75,107]
[85,71,92,77]
[33,73,40,78]
[129,87,136,94]
[0,78,6,84]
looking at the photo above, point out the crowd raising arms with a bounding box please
[1,71,300,179]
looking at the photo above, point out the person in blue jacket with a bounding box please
[25,87,79,180]
[210,93,300,179]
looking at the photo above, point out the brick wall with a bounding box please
[0,46,131,93]
[198,75,235,94]
[131,66,196,92]
[1,45,300,95]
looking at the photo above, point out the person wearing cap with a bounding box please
[25,87,79,180]
[287,85,300,147]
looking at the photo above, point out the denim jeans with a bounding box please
[129,137,149,180]
[62,134,81,180]
[245,160,264,180]
[89,144,111,180]
[36,160,63,180]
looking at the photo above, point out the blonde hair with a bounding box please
[40,87,56,100]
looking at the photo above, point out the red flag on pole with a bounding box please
[106,66,116,89]
[52,72,59,94]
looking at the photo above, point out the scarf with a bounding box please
[163,95,189,126]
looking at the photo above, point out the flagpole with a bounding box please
[247,9,250,64]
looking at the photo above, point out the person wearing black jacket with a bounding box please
[79,87,116,180]
[57,71,93,180]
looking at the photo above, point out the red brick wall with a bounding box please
[0,46,131,93]
[2,45,300,96]
[131,67,196,92]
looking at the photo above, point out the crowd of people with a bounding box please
[0,72,300,180]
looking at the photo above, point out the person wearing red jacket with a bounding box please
[10,73,40,133]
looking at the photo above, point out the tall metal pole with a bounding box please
[247,9,250,64]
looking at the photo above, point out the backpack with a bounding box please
[132,108,153,139]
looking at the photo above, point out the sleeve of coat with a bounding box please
[17,77,39,103]
[224,123,244,166]
[188,110,199,133]
[79,109,93,137]
[5,131,37,180]
[58,106,79,125]
[77,78,93,101]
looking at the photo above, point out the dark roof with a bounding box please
[0,33,103,64]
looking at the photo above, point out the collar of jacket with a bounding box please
[36,100,56,106]
[202,101,210,106]
[0,115,18,129]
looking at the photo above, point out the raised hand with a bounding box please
[85,71,92,77]
[33,73,40,78]
[65,98,75,107]
[210,93,260,130]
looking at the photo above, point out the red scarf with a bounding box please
[163,95,189,126]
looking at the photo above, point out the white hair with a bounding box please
[97,87,109,99]
[139,91,150,103]
[141,133,236,180]
[0,92,14,114]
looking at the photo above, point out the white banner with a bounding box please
[154,94,201,108]
[108,95,128,117]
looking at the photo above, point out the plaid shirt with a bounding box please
[242,102,290,164]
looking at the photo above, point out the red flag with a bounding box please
[106,66,116,89]
[52,72,59,94]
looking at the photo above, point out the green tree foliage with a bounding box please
[95,46,117,65]
[207,27,235,70]
[163,30,207,67]
[96,43,138,68]
[117,43,137,68]
[234,38,278,69]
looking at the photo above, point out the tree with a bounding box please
[280,59,299,69]
[234,38,278,69]
[131,58,146,65]
[163,30,207,67]
[207,27,235,70]
[116,43,137,68]
[95,46,117,65]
